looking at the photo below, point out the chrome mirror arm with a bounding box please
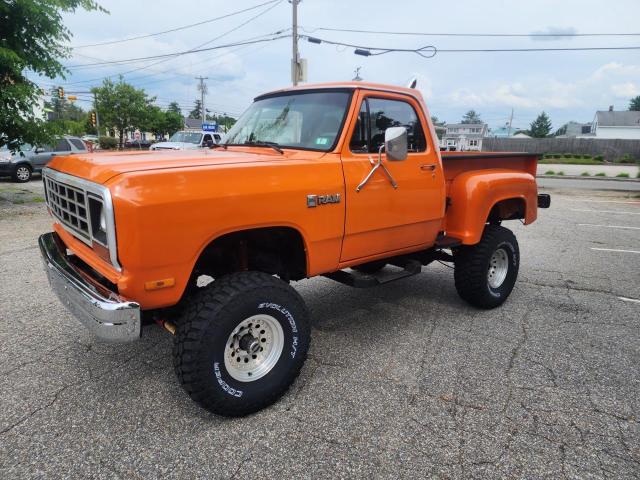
[356,145,398,192]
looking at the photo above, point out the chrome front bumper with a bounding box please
[39,232,141,342]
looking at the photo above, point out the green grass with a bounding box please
[616,172,630,178]
[544,170,555,175]
[539,157,605,165]
[580,171,591,176]
[595,172,607,177]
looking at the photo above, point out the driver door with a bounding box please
[339,91,445,262]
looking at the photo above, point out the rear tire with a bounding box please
[12,164,32,183]
[173,271,310,417]
[454,225,519,309]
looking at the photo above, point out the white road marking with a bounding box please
[566,199,640,205]
[619,296,640,304]
[578,224,640,230]
[570,208,640,215]
[591,248,640,254]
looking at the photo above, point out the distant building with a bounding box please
[556,121,592,138]
[184,117,202,131]
[441,123,488,151]
[590,107,640,139]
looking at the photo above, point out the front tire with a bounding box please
[454,225,519,309]
[12,164,32,183]
[173,271,310,417]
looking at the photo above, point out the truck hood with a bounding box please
[150,141,200,150]
[46,148,307,184]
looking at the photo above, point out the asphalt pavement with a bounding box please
[1,180,639,479]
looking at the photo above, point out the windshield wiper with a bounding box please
[243,140,284,154]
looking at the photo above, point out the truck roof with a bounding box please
[256,81,425,102]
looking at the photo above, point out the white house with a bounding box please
[441,123,488,151]
[590,108,640,139]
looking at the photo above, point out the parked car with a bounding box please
[0,136,88,182]
[39,82,549,416]
[150,130,221,150]
[124,139,153,149]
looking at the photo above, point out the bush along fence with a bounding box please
[482,138,640,162]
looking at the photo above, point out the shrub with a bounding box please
[98,136,118,150]
[582,154,592,159]
[594,155,604,162]
[544,170,555,175]
[553,154,562,159]
[595,172,606,177]
[557,171,565,175]
[617,153,635,164]
[616,172,630,178]
[637,171,640,179]
[580,171,590,176]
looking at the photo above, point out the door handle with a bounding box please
[420,164,436,171]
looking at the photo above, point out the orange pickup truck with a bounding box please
[39,81,550,416]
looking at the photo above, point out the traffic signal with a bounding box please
[57,87,64,99]
[91,112,97,127]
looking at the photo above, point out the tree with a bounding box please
[630,96,640,111]
[167,101,182,116]
[143,106,183,139]
[461,110,482,124]
[529,112,553,138]
[0,0,104,152]
[189,100,203,119]
[91,78,154,148]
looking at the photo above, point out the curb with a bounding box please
[537,175,639,183]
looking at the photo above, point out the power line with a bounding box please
[71,0,281,48]
[60,1,286,87]
[303,35,640,56]
[303,26,640,38]
[59,34,289,85]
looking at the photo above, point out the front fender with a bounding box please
[445,169,538,245]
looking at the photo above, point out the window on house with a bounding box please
[469,139,479,147]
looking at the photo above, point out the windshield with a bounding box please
[224,91,351,151]
[169,132,202,144]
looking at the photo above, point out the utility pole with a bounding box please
[507,108,514,136]
[291,0,299,85]
[196,76,208,125]
[93,92,101,136]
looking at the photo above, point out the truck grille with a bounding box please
[44,176,91,244]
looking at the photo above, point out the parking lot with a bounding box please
[1,178,639,479]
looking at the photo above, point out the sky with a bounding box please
[45,0,640,132]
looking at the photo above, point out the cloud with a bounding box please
[611,82,640,98]
[529,26,578,41]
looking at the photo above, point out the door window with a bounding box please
[350,97,426,153]
[69,139,86,150]
[202,134,212,145]
[54,139,71,152]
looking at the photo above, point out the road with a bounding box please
[1,180,639,479]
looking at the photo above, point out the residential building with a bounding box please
[441,123,488,151]
[590,108,640,139]
[556,121,592,137]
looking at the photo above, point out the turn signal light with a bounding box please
[144,278,175,291]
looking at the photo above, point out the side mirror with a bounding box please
[385,127,407,161]
[206,139,214,148]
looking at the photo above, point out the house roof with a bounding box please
[595,111,640,127]
[184,117,202,129]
